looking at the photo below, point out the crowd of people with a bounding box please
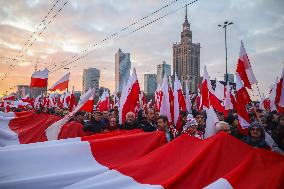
[1,104,284,155]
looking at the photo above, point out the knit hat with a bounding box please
[183,114,198,131]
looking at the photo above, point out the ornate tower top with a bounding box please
[183,5,190,31]
[181,5,191,43]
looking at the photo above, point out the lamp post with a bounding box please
[218,21,233,83]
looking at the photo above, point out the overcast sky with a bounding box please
[0,0,283,98]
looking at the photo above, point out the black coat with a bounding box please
[139,121,157,132]
[119,121,140,130]
[83,119,106,133]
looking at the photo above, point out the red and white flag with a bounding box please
[119,68,140,124]
[49,72,70,91]
[173,74,186,125]
[185,84,192,113]
[275,68,284,112]
[201,66,212,109]
[159,76,172,122]
[236,41,257,89]
[1,131,283,189]
[46,88,96,141]
[224,83,233,110]
[236,74,251,128]
[2,94,15,101]
[97,90,110,112]
[30,68,49,87]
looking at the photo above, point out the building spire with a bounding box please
[185,5,188,22]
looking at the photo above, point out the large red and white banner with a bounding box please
[0,131,283,189]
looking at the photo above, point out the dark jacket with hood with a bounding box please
[241,121,270,149]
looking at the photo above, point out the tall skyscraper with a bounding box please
[144,74,157,95]
[115,49,131,93]
[157,61,171,86]
[82,68,100,94]
[173,6,200,92]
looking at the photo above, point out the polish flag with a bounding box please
[97,90,110,112]
[3,94,15,101]
[159,76,172,122]
[230,88,237,110]
[173,74,186,125]
[79,90,95,112]
[49,72,70,91]
[204,106,219,139]
[214,79,225,101]
[236,41,257,89]
[275,68,284,113]
[30,68,49,87]
[224,83,233,110]
[0,111,60,146]
[201,66,212,109]
[236,74,251,129]
[209,90,227,117]
[1,131,283,189]
[269,78,278,112]
[185,84,192,113]
[46,88,96,141]
[21,94,30,102]
[119,68,140,124]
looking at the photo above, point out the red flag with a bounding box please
[3,94,15,101]
[201,66,211,109]
[173,74,186,125]
[49,72,70,91]
[30,68,49,87]
[275,68,284,113]
[119,68,140,124]
[236,41,257,89]
[97,90,110,112]
[236,74,251,131]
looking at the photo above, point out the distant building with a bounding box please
[29,87,46,99]
[82,68,100,94]
[16,85,30,99]
[173,6,200,92]
[224,73,234,83]
[115,49,131,93]
[157,61,171,86]
[144,74,157,95]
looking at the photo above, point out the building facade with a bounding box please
[82,68,100,94]
[16,85,30,99]
[173,6,200,92]
[115,49,131,93]
[144,74,157,95]
[157,61,171,87]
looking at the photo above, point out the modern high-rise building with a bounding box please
[115,49,131,93]
[157,61,171,86]
[173,6,200,92]
[82,68,100,94]
[144,74,157,95]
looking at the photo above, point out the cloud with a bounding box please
[0,0,283,99]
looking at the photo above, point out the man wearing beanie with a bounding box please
[182,114,203,139]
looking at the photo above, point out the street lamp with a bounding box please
[218,21,233,83]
